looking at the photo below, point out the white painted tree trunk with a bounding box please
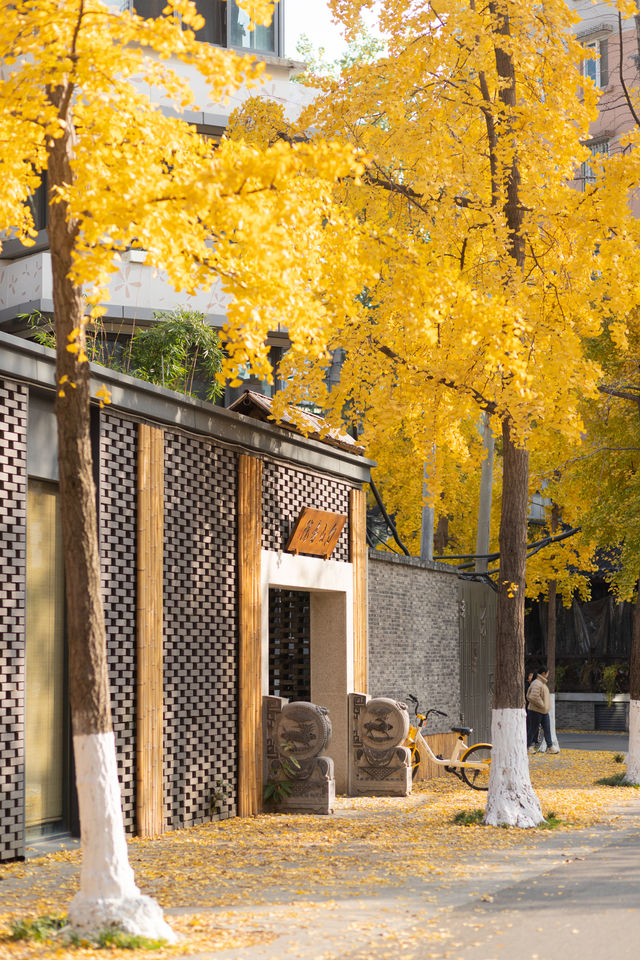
[67,733,176,943]
[484,708,544,827]
[624,699,640,785]
[535,694,560,753]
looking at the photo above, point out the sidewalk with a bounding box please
[0,748,638,960]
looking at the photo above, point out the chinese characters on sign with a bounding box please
[286,507,347,559]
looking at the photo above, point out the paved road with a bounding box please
[557,730,628,752]
[426,824,640,960]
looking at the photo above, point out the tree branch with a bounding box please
[618,11,640,127]
[374,339,498,415]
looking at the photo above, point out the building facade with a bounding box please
[0,334,371,861]
[0,0,312,392]
[571,0,640,207]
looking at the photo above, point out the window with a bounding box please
[229,0,275,52]
[28,175,48,233]
[583,38,609,89]
[579,139,609,191]
[132,0,279,55]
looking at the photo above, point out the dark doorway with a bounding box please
[268,589,311,702]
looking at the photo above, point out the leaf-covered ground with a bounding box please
[0,749,637,960]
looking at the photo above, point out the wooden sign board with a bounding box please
[287,507,347,559]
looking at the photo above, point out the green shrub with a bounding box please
[596,772,639,787]
[452,808,485,826]
[540,811,566,829]
[9,915,67,942]
[95,930,166,950]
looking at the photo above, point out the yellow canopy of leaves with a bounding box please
[234,0,640,602]
[0,0,369,383]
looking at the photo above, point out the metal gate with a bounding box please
[268,588,311,702]
[458,580,497,744]
[595,701,628,732]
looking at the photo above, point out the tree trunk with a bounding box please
[538,499,560,753]
[485,420,543,826]
[420,459,434,561]
[625,570,640,784]
[46,93,175,941]
[474,413,494,574]
[480,4,543,827]
[537,577,560,753]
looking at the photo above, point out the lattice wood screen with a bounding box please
[268,588,311,702]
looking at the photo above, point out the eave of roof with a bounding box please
[228,390,366,455]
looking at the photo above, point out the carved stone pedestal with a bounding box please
[348,693,411,796]
[263,697,335,815]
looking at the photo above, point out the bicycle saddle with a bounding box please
[451,725,473,736]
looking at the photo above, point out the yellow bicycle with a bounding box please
[405,694,492,790]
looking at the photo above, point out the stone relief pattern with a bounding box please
[99,412,138,834]
[163,434,238,829]
[261,461,352,562]
[0,380,27,861]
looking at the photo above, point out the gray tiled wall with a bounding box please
[367,553,461,734]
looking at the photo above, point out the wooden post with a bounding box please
[238,454,263,816]
[136,423,164,837]
[350,488,368,693]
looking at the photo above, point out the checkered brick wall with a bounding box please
[262,462,353,562]
[99,412,138,835]
[163,433,238,829]
[0,380,27,861]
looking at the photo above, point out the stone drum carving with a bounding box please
[263,697,335,815]
[348,693,411,796]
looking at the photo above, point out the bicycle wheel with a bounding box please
[460,743,492,790]
[410,744,421,779]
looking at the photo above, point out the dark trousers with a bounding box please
[527,710,552,748]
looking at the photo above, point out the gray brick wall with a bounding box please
[555,699,593,730]
[367,552,461,735]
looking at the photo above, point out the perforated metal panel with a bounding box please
[99,411,138,834]
[268,589,311,702]
[0,380,27,861]
[262,461,352,562]
[163,433,238,828]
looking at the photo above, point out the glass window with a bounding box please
[193,0,226,45]
[229,0,275,52]
[132,0,167,17]
[583,38,608,89]
[28,176,48,233]
[580,139,609,191]
[132,0,277,52]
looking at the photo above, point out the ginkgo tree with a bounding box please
[0,0,368,939]
[545,318,640,785]
[232,0,640,824]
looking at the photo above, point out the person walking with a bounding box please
[527,669,559,754]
